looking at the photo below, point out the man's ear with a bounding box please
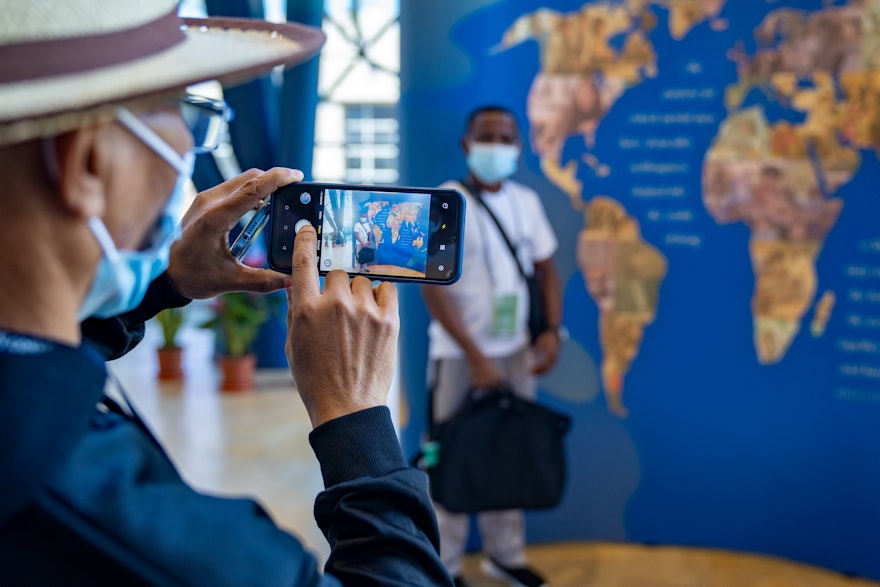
[460,136,471,156]
[51,127,106,219]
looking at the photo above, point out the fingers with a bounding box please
[323,269,351,294]
[232,267,290,294]
[530,359,551,376]
[474,376,504,392]
[529,339,559,375]
[201,168,261,199]
[373,281,399,318]
[350,275,374,299]
[183,169,262,223]
[290,225,320,301]
[171,168,307,300]
[289,238,398,327]
[349,277,397,320]
[222,167,304,223]
[470,358,504,391]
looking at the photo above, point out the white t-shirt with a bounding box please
[427,179,558,359]
[354,221,371,247]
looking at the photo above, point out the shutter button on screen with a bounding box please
[294,219,312,234]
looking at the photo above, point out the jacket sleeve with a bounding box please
[310,407,454,587]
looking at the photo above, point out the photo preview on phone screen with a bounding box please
[268,182,463,284]
[320,188,432,279]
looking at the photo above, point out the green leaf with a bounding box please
[199,291,276,357]
[155,307,186,349]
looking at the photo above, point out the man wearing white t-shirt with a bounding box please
[354,211,375,271]
[421,106,563,587]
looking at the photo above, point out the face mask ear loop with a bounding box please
[115,107,188,174]
[87,217,122,264]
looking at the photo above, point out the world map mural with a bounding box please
[400,0,880,580]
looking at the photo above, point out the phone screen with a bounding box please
[268,183,464,284]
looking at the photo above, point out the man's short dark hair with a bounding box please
[464,105,518,134]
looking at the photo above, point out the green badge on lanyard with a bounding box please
[491,293,518,336]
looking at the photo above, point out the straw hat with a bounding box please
[0,0,325,146]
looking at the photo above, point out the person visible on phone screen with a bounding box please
[0,2,452,585]
[354,211,375,272]
[421,105,563,587]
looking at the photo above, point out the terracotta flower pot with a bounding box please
[157,346,183,380]
[220,353,257,391]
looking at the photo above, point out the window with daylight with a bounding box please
[343,104,399,183]
[312,1,400,183]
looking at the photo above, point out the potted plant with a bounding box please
[155,307,186,380]
[202,292,273,391]
[156,308,184,381]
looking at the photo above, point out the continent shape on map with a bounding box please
[579,197,667,417]
[704,0,879,364]
[500,0,729,196]
[500,0,727,416]
[500,2,659,187]
[659,0,728,40]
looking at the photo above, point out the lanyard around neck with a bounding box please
[461,179,529,288]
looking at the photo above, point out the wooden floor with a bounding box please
[460,543,878,586]
[109,324,879,587]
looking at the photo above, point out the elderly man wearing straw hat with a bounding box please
[0,1,452,585]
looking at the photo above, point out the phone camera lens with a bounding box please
[300,192,312,204]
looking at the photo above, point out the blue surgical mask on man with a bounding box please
[77,108,194,320]
[465,142,520,185]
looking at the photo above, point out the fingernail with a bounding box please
[290,169,304,180]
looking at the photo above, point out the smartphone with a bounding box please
[267,182,465,284]
[230,198,271,261]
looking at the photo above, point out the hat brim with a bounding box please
[0,17,325,145]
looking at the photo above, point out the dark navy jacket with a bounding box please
[0,289,452,585]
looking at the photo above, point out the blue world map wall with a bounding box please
[397,0,880,580]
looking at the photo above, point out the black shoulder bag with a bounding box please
[460,178,549,344]
[417,383,572,513]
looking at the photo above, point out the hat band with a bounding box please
[0,8,185,84]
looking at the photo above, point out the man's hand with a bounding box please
[166,168,303,300]
[530,330,561,375]
[286,225,400,428]
[467,351,504,390]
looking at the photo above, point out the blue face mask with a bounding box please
[77,108,194,320]
[466,142,521,185]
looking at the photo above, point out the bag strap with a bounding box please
[460,177,530,282]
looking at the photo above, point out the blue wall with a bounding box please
[399,0,880,579]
